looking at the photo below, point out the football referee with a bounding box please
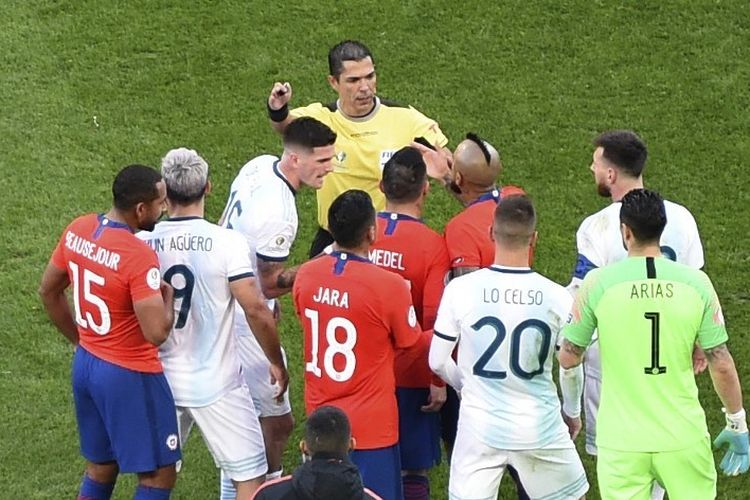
[266,40,451,257]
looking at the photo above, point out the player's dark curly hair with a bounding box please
[328,190,375,248]
[382,147,426,204]
[305,406,352,457]
[620,188,666,243]
[594,130,648,178]
[112,164,162,210]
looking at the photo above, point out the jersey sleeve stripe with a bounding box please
[228,272,255,282]
[573,253,598,280]
[256,252,289,262]
[433,330,457,341]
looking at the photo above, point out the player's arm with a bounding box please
[38,262,78,345]
[558,339,586,369]
[133,282,175,346]
[230,277,288,398]
[429,330,462,390]
[706,343,750,476]
[256,257,300,299]
[267,82,294,133]
[567,219,603,296]
[706,343,744,413]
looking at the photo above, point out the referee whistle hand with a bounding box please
[269,363,290,403]
[713,429,750,476]
[269,82,292,110]
[421,384,447,413]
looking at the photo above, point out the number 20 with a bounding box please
[471,317,552,380]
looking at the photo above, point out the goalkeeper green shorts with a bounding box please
[597,437,716,500]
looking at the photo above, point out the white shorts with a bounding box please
[449,425,588,500]
[583,341,601,456]
[177,384,268,482]
[236,335,291,417]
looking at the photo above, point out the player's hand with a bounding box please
[269,82,292,110]
[421,384,447,413]
[410,141,452,184]
[269,363,289,404]
[562,412,582,441]
[692,344,708,374]
[714,429,750,476]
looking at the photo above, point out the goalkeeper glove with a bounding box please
[713,408,750,476]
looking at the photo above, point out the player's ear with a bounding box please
[327,74,339,92]
[368,224,377,244]
[620,223,631,250]
[299,440,307,455]
[204,179,212,196]
[529,231,538,251]
[379,180,385,194]
[489,224,496,243]
[423,179,430,196]
[607,167,617,185]
[349,436,356,452]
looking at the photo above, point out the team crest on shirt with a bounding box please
[275,235,286,247]
[334,151,347,171]
[166,434,178,451]
[407,305,417,327]
[146,268,161,290]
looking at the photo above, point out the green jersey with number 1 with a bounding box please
[563,256,728,452]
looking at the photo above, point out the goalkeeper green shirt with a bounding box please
[563,256,728,452]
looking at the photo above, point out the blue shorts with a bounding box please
[72,347,181,473]
[351,444,403,500]
[396,387,441,470]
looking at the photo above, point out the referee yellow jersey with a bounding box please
[291,97,448,228]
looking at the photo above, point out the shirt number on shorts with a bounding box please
[471,316,552,380]
[164,265,195,329]
[303,308,357,382]
[68,262,111,335]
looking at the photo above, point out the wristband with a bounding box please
[724,408,749,433]
[267,102,289,122]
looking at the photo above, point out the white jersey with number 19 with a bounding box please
[433,265,573,450]
[137,217,255,407]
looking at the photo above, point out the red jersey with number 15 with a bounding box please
[50,214,163,373]
[444,186,526,269]
[370,212,450,388]
[293,251,422,449]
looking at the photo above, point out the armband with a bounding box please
[267,102,289,123]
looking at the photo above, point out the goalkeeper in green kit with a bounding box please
[559,188,749,499]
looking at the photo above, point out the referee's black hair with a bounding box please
[305,406,351,457]
[283,117,337,151]
[112,165,162,211]
[620,189,666,243]
[328,40,373,78]
[382,147,426,204]
[594,130,648,178]
[328,190,375,249]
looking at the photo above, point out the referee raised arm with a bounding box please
[266,40,451,257]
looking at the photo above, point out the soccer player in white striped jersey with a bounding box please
[567,130,704,500]
[217,117,336,498]
[430,194,589,500]
[137,148,289,499]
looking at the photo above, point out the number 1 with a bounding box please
[644,312,667,375]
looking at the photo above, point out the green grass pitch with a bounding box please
[1,1,748,498]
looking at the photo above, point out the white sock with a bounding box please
[220,469,236,500]
[651,481,665,500]
[266,469,283,482]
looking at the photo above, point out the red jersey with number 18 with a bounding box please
[293,251,422,449]
[50,214,164,373]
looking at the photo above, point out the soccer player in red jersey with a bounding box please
[442,133,525,277]
[293,190,422,500]
[368,147,449,500]
[39,165,180,500]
